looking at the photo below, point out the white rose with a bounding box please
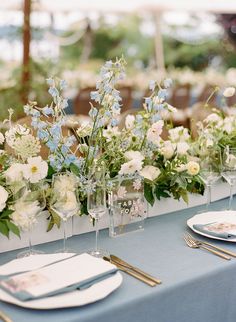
[187,161,200,176]
[124,150,144,162]
[53,173,77,197]
[140,165,160,181]
[169,126,190,142]
[0,186,8,212]
[23,156,48,183]
[125,115,135,130]
[4,163,25,182]
[54,191,78,217]
[176,142,189,155]
[223,87,235,98]
[11,199,40,231]
[119,159,143,176]
[161,141,175,159]
[0,133,4,145]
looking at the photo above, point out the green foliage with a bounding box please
[0,209,20,238]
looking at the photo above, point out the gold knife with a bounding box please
[0,310,12,322]
[103,256,156,287]
[110,255,162,285]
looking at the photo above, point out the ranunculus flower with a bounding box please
[0,186,8,212]
[125,115,135,130]
[146,120,164,145]
[140,165,160,181]
[161,141,175,159]
[119,159,143,176]
[187,161,200,176]
[223,87,235,98]
[176,142,190,155]
[23,156,48,183]
[11,199,40,231]
[124,150,144,162]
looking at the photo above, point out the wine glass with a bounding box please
[221,146,236,210]
[87,170,108,258]
[17,189,46,258]
[50,172,79,253]
[199,149,221,212]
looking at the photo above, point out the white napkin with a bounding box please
[0,253,75,277]
[0,253,117,301]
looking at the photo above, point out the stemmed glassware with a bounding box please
[50,172,80,253]
[199,148,222,212]
[87,167,108,258]
[221,146,236,210]
[17,189,46,258]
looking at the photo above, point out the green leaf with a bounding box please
[6,221,20,238]
[0,221,9,238]
[144,182,155,206]
[46,210,61,232]
[47,164,56,179]
[70,163,80,176]
[180,190,189,204]
[0,209,14,219]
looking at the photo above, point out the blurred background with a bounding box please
[1,0,236,130]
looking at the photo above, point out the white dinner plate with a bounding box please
[0,271,122,309]
[187,210,236,242]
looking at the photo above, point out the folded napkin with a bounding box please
[193,222,236,239]
[0,253,117,301]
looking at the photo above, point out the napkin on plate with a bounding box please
[193,221,236,239]
[0,253,117,301]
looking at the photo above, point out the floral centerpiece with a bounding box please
[0,57,205,239]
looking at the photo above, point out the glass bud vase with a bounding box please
[108,175,147,237]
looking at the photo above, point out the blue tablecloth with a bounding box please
[1,198,236,322]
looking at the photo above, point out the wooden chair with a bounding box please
[169,84,191,110]
[73,85,133,115]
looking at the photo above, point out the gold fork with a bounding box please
[0,310,12,322]
[183,235,231,260]
[186,233,236,258]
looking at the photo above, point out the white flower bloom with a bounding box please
[5,124,30,147]
[4,163,25,182]
[223,117,234,134]
[53,191,78,218]
[23,156,48,183]
[13,134,41,160]
[119,159,143,175]
[11,199,40,231]
[76,123,92,138]
[147,120,164,145]
[140,165,160,181]
[0,133,4,145]
[125,115,135,130]
[206,138,214,147]
[103,126,121,142]
[161,140,175,159]
[0,186,8,212]
[169,126,190,142]
[205,113,222,124]
[53,173,77,197]
[167,104,177,113]
[187,161,200,176]
[223,87,235,97]
[124,150,144,162]
[176,142,190,155]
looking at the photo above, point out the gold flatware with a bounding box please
[0,311,12,322]
[103,256,157,287]
[186,233,236,258]
[183,234,231,260]
[110,255,162,285]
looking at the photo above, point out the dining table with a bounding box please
[0,197,236,322]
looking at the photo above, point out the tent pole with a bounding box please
[21,0,31,103]
[154,11,165,73]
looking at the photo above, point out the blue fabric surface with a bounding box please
[1,197,236,322]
